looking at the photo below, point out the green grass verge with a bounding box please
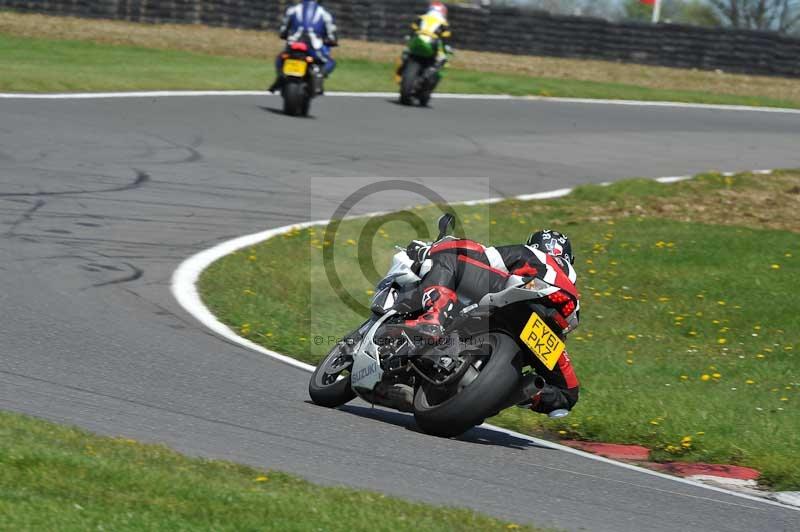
[2,32,799,109]
[0,410,545,531]
[200,171,800,490]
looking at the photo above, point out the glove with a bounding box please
[406,240,431,262]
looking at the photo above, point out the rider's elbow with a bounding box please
[564,386,580,410]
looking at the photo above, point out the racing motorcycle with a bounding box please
[278,41,324,117]
[309,215,576,438]
[398,34,446,107]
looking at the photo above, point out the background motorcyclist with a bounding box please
[395,1,453,83]
[396,229,581,416]
[269,0,338,93]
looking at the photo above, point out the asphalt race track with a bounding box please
[2,94,799,531]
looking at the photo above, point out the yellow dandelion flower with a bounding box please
[248,255,257,261]
[626,359,634,365]
[366,289,375,296]
[770,264,781,270]
[588,269,597,274]
[696,294,705,299]
[785,252,792,257]
[717,338,727,345]
[745,379,755,385]
[658,296,670,302]
[712,373,722,379]
[558,430,567,436]
[627,335,637,340]
[756,353,765,359]
[700,374,711,382]
[680,375,689,381]
[346,239,356,245]
[688,331,697,336]
[780,397,789,402]
[717,300,726,306]
[507,524,521,530]
[254,476,269,482]
[650,419,660,425]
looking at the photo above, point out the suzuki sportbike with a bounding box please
[309,215,576,437]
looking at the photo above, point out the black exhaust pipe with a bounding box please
[500,374,545,410]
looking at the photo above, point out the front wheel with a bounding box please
[309,341,356,408]
[413,332,520,437]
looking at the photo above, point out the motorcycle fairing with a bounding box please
[350,312,395,393]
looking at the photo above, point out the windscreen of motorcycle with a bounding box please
[386,251,422,286]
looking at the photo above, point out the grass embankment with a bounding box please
[0,410,544,531]
[200,171,800,490]
[2,12,800,107]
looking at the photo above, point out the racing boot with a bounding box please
[394,51,409,83]
[391,285,457,342]
[268,76,284,94]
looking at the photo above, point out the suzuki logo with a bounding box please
[352,361,377,383]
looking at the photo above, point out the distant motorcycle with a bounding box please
[309,214,574,438]
[278,42,324,117]
[399,34,445,107]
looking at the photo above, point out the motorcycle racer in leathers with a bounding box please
[392,229,581,416]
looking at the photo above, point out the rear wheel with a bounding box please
[283,80,307,116]
[309,341,357,408]
[418,89,432,107]
[400,60,420,106]
[413,332,520,437]
[418,68,438,107]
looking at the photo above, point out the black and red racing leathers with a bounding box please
[412,238,580,414]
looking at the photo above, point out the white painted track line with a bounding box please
[2,90,800,114]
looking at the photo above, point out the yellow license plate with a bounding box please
[283,59,308,77]
[520,313,565,371]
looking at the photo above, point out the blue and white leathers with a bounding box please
[279,1,338,75]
